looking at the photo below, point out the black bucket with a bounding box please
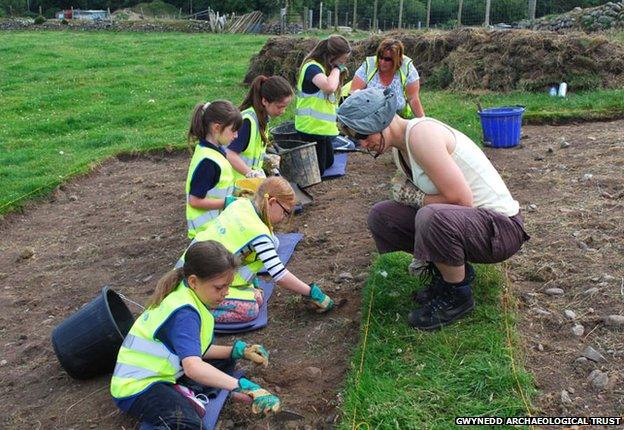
[269,120,300,142]
[51,287,135,379]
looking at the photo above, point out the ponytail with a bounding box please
[187,100,243,149]
[240,75,293,147]
[146,241,240,308]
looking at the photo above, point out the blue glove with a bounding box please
[231,340,269,367]
[309,283,334,313]
[224,195,237,208]
[235,378,281,414]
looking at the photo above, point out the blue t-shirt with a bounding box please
[114,285,204,412]
[227,118,252,153]
[302,64,323,94]
[189,139,224,198]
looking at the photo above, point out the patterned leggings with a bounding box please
[212,288,264,323]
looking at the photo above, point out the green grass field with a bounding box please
[1,30,623,427]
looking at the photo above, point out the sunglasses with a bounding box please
[379,56,393,62]
[275,200,292,216]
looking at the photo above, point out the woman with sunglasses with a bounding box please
[336,88,529,331]
[295,34,351,175]
[349,38,424,119]
[176,176,334,324]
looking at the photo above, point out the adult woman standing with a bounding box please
[336,88,529,330]
[295,35,351,175]
[349,38,425,119]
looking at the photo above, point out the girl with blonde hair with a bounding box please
[177,176,334,323]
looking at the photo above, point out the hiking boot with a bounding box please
[408,276,475,330]
[412,263,475,305]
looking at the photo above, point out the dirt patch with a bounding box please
[244,29,624,92]
[0,150,395,429]
[485,119,624,419]
[1,120,623,429]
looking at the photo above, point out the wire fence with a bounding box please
[288,0,591,31]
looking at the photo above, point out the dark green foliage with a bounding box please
[34,15,46,24]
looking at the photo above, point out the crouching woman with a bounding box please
[111,241,280,429]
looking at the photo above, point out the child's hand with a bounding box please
[231,340,269,367]
[235,378,281,415]
[308,283,334,313]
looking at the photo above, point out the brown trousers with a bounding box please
[367,201,530,266]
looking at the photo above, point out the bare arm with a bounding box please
[225,149,252,176]
[203,344,233,360]
[275,270,311,296]
[182,356,239,391]
[312,67,342,94]
[409,123,473,207]
[349,75,367,93]
[188,195,226,210]
[405,81,425,118]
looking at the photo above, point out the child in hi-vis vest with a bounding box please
[226,75,293,180]
[185,100,242,239]
[111,241,281,428]
[177,176,334,323]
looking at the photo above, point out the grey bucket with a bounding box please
[275,140,321,188]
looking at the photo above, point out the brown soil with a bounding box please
[244,29,624,92]
[1,120,623,429]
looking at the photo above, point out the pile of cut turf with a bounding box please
[244,28,624,92]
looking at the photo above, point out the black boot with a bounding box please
[412,263,475,305]
[408,274,475,330]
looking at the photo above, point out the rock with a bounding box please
[19,248,35,260]
[582,346,606,362]
[335,272,354,283]
[545,288,564,296]
[527,203,538,212]
[537,343,544,351]
[564,310,576,320]
[532,307,552,316]
[561,389,573,405]
[588,307,594,314]
[572,324,585,337]
[574,356,588,366]
[560,140,571,148]
[69,194,78,201]
[304,366,322,381]
[547,146,554,154]
[534,155,545,161]
[604,315,624,327]
[584,287,599,295]
[0,359,7,366]
[588,370,609,391]
[581,173,594,182]
[601,274,616,282]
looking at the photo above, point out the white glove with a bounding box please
[245,170,266,178]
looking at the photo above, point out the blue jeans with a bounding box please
[125,359,235,430]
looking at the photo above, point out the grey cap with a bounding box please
[337,87,397,135]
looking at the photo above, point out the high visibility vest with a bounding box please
[185,144,235,239]
[232,108,266,181]
[177,199,272,302]
[295,60,339,136]
[110,282,214,399]
[363,55,415,119]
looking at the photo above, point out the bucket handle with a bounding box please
[117,291,145,311]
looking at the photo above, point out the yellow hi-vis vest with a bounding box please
[295,60,339,136]
[232,107,266,181]
[185,143,235,239]
[176,199,272,302]
[110,282,214,400]
[362,55,415,119]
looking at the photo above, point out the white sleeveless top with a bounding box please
[393,117,519,217]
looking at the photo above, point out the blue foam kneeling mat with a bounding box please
[322,152,348,179]
[213,280,275,334]
[139,370,244,430]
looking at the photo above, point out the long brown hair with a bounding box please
[240,75,293,146]
[300,34,351,99]
[187,100,243,149]
[146,241,240,308]
[253,176,296,233]
[376,38,404,74]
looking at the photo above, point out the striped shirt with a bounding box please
[242,235,287,281]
